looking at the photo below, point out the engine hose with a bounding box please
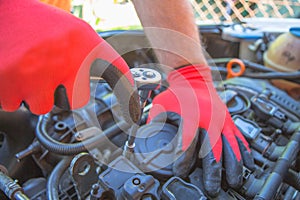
[211,59,300,83]
[244,71,300,80]
[36,114,130,155]
[209,58,274,72]
[0,171,29,200]
[242,60,275,72]
[243,70,300,85]
[211,64,300,84]
[254,130,300,200]
[210,66,227,74]
[47,157,73,200]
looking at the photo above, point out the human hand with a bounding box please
[148,65,254,197]
[0,0,134,116]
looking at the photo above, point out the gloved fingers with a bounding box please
[236,137,255,171]
[25,88,55,114]
[149,111,198,178]
[0,96,22,112]
[0,81,22,112]
[222,135,243,189]
[63,66,90,110]
[147,89,177,123]
[200,130,222,197]
[148,85,200,151]
[222,115,242,161]
[198,128,223,162]
[202,150,222,197]
[172,129,199,178]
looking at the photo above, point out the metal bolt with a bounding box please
[92,184,99,195]
[143,71,155,78]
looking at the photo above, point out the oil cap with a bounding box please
[134,122,178,181]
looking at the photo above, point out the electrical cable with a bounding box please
[36,114,130,155]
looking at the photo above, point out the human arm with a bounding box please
[132,0,254,197]
[132,0,206,71]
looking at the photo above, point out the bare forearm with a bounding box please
[132,0,207,72]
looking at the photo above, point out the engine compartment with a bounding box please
[0,24,300,200]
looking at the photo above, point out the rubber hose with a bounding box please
[210,66,227,74]
[47,157,73,200]
[209,59,274,72]
[244,72,300,84]
[212,59,300,83]
[0,171,29,200]
[36,115,130,155]
[242,60,275,72]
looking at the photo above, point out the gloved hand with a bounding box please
[148,65,254,197]
[0,0,133,115]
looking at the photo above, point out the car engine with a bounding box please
[0,24,299,200]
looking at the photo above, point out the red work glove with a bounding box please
[148,65,254,197]
[0,0,134,115]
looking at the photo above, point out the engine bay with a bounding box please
[0,24,300,200]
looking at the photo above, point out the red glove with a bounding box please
[0,0,133,115]
[148,65,254,197]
